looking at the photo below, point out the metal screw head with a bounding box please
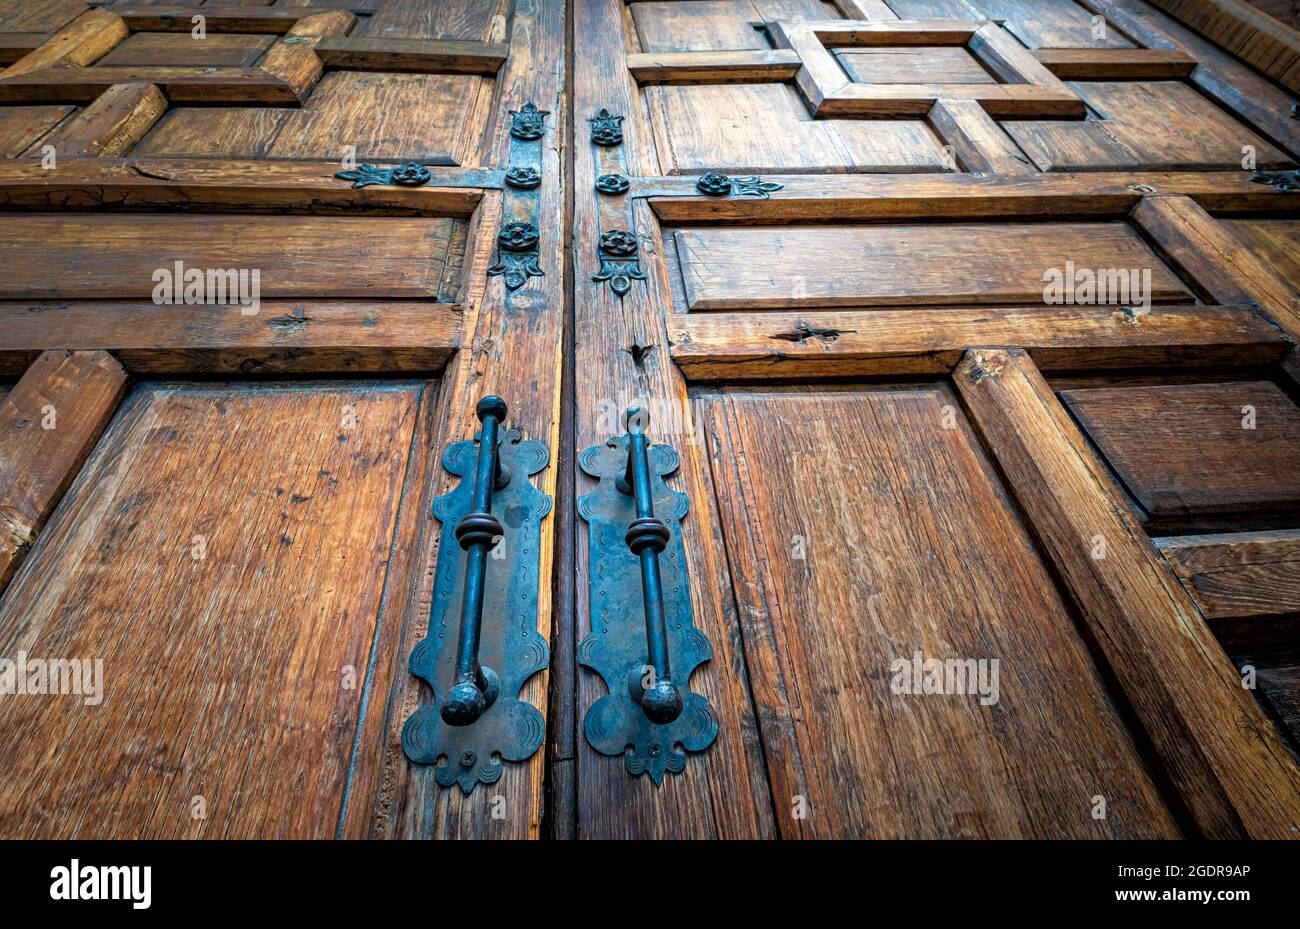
[596,173,630,195]
[505,166,542,190]
[696,172,733,197]
[498,221,540,252]
[460,751,477,768]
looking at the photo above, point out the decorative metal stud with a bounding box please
[510,101,549,141]
[592,230,645,299]
[1251,169,1300,193]
[589,108,625,146]
[596,173,631,195]
[488,222,543,291]
[505,166,542,190]
[335,160,432,189]
[695,172,783,199]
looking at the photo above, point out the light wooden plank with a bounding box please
[1033,48,1199,78]
[0,301,462,376]
[315,38,508,74]
[673,223,1190,310]
[0,350,126,592]
[954,348,1300,838]
[38,83,166,157]
[0,214,463,299]
[627,49,801,83]
[668,304,1287,379]
[927,97,1036,175]
[2,8,127,79]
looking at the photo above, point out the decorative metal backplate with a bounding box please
[1252,169,1300,192]
[577,435,718,784]
[489,99,548,292]
[402,430,553,793]
[334,162,506,190]
[592,229,646,298]
[695,172,783,199]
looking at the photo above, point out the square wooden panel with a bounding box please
[833,46,996,84]
[769,19,1086,118]
[630,0,839,52]
[1061,381,1300,518]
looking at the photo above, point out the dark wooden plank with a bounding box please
[1060,381,1300,518]
[955,348,1300,838]
[1145,0,1300,92]
[1033,48,1199,78]
[0,380,423,838]
[0,351,126,592]
[315,37,507,74]
[1157,530,1300,619]
[0,66,303,105]
[627,49,801,83]
[95,33,276,68]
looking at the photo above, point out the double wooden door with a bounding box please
[0,0,1298,839]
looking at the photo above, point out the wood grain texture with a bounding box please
[668,303,1287,379]
[0,350,126,592]
[835,46,995,83]
[672,222,1189,310]
[927,97,1035,175]
[698,386,1179,838]
[1,8,126,79]
[888,0,1135,48]
[955,348,1300,839]
[1081,0,1300,162]
[1222,219,1300,299]
[315,38,508,74]
[343,0,567,842]
[1146,0,1300,92]
[644,171,1300,222]
[1033,48,1199,79]
[631,0,839,52]
[574,0,776,839]
[628,49,802,83]
[0,158,485,216]
[0,380,425,838]
[0,301,462,377]
[1060,381,1300,518]
[0,66,304,105]
[0,214,463,298]
[0,0,87,34]
[646,82,950,174]
[0,104,75,156]
[1132,195,1300,340]
[1157,530,1300,619]
[38,82,166,157]
[1004,81,1291,172]
[95,33,276,68]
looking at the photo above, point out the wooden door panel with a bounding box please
[0,379,431,838]
[646,83,949,174]
[1004,81,1292,172]
[887,0,1136,48]
[1061,381,1300,519]
[698,385,1179,838]
[0,104,75,155]
[0,213,466,299]
[632,0,839,52]
[1224,218,1300,289]
[670,221,1190,310]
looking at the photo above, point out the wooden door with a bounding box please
[2,0,1299,843]
[569,0,1300,839]
[0,0,564,839]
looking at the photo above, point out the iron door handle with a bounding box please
[619,407,683,724]
[441,396,510,726]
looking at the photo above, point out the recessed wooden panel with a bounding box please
[1004,82,1291,171]
[347,0,500,41]
[672,222,1190,310]
[1158,530,1300,619]
[1223,219,1300,291]
[698,386,1177,838]
[631,0,838,52]
[835,46,996,84]
[136,72,482,162]
[0,104,75,157]
[0,214,463,299]
[648,83,950,174]
[886,0,1135,48]
[96,33,276,68]
[0,0,87,32]
[1061,381,1300,517]
[0,380,428,838]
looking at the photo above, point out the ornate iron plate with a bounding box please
[577,434,718,784]
[402,429,552,793]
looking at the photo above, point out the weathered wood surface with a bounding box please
[1157,530,1300,619]
[0,301,461,377]
[669,304,1288,380]
[1146,0,1300,92]
[699,386,1179,838]
[1060,381,1300,518]
[0,381,425,838]
[956,349,1300,838]
[0,350,126,592]
[672,223,1188,310]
